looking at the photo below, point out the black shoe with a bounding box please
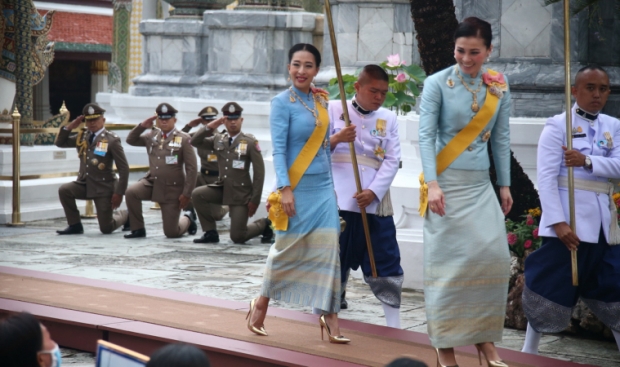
[340,290,348,310]
[124,228,146,238]
[188,207,197,222]
[184,211,197,235]
[122,217,131,231]
[261,218,274,244]
[193,230,219,243]
[56,222,84,235]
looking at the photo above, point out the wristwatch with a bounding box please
[584,156,592,170]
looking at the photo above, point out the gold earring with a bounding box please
[287,76,291,82]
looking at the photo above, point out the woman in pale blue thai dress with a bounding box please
[246,43,349,344]
[418,17,513,367]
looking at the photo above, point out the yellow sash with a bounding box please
[268,95,329,231]
[419,70,501,217]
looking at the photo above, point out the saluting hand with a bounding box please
[178,194,191,210]
[66,115,84,130]
[353,189,376,209]
[248,202,258,218]
[141,116,157,128]
[188,118,202,128]
[206,117,226,130]
[562,146,586,167]
[111,194,123,210]
[553,222,580,251]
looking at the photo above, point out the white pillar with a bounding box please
[91,61,109,102]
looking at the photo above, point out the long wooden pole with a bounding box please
[563,0,578,286]
[7,107,24,227]
[323,0,377,277]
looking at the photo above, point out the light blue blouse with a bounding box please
[270,86,331,188]
[418,64,511,186]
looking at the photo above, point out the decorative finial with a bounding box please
[12,107,21,119]
[60,101,69,115]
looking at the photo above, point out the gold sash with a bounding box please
[419,70,502,217]
[268,95,329,231]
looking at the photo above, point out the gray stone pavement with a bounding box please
[0,205,618,367]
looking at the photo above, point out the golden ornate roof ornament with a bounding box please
[59,101,69,115]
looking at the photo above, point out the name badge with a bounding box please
[572,133,586,138]
[232,160,245,169]
[207,154,218,162]
[94,142,108,156]
[166,155,178,165]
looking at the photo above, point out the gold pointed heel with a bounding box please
[474,344,508,367]
[435,348,459,367]
[318,315,350,344]
[245,298,267,336]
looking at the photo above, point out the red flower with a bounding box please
[524,240,533,249]
[532,228,539,239]
[507,232,518,245]
[526,215,534,226]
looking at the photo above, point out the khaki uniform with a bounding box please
[55,127,129,233]
[190,126,266,243]
[126,126,197,238]
[181,124,228,220]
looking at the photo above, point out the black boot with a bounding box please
[193,230,219,243]
[261,218,274,244]
[187,207,197,222]
[57,222,84,235]
[124,228,146,238]
[122,217,131,231]
[340,290,348,310]
[184,211,197,235]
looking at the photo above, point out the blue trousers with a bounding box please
[523,230,620,332]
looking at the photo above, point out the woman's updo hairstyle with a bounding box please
[288,43,322,68]
[453,17,493,49]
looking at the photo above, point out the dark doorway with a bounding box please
[49,60,91,120]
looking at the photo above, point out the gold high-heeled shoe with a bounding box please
[318,315,350,344]
[474,344,508,367]
[434,348,459,367]
[245,298,268,336]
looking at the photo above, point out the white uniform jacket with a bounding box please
[538,104,620,243]
[328,100,401,214]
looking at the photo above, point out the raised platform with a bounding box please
[0,266,590,367]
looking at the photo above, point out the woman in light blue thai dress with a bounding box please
[246,43,349,344]
[418,17,513,367]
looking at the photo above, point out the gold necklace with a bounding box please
[454,66,483,112]
[289,87,321,127]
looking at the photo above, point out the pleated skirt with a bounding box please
[260,172,341,313]
[423,168,511,348]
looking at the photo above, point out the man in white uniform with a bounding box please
[521,65,620,354]
[329,65,404,328]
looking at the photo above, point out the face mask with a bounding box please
[40,344,62,367]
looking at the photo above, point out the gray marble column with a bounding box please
[316,0,416,84]
[130,18,207,97]
[198,10,317,101]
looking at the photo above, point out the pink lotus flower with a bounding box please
[507,232,518,246]
[532,228,539,239]
[482,71,506,85]
[396,73,407,83]
[526,215,534,226]
[524,240,533,249]
[387,54,405,67]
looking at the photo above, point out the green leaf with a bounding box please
[404,64,427,83]
[408,80,420,96]
[326,84,341,99]
[384,92,397,107]
[401,104,412,113]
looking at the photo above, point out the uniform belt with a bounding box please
[331,152,381,169]
[200,168,219,176]
[557,176,620,245]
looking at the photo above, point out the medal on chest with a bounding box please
[371,119,387,137]
[604,132,613,149]
[237,140,248,158]
[94,140,108,156]
[170,136,182,148]
[374,144,386,162]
